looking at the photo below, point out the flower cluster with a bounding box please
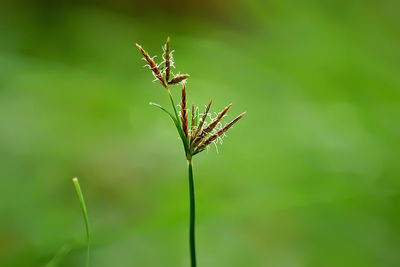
[136,38,245,157]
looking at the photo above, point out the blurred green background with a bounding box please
[1,0,400,266]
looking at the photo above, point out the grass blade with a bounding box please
[72,177,90,267]
[149,102,176,122]
[45,245,71,267]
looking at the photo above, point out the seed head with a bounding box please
[136,43,167,88]
[203,104,231,134]
[191,99,213,148]
[137,38,246,157]
[180,84,188,140]
[164,37,171,82]
[191,99,212,138]
[168,74,190,85]
[190,104,196,139]
[192,104,231,148]
[196,112,246,152]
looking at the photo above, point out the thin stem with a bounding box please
[165,84,196,265]
[168,90,179,122]
[164,85,179,125]
[72,177,90,267]
[188,160,196,267]
[166,88,190,157]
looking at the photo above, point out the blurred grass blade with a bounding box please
[72,177,90,267]
[45,245,71,267]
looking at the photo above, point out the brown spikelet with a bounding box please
[164,37,171,81]
[192,104,231,148]
[168,74,190,85]
[196,112,246,151]
[203,104,232,134]
[180,84,188,140]
[191,98,212,147]
[136,43,167,88]
[190,104,195,139]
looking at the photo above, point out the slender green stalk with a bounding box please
[72,177,90,267]
[188,160,196,267]
[168,91,180,123]
[167,89,190,157]
[137,38,245,267]
[167,86,196,266]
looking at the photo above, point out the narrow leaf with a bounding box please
[149,102,177,123]
[72,177,90,267]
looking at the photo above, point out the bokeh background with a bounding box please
[1,0,400,266]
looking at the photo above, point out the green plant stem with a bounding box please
[167,90,190,157]
[72,177,90,267]
[166,86,196,265]
[168,91,180,123]
[188,159,196,267]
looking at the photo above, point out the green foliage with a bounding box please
[1,1,400,266]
